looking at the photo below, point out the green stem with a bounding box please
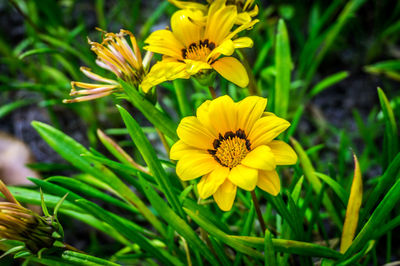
[208,86,217,99]
[251,191,266,234]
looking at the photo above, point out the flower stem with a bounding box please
[208,86,217,99]
[251,190,266,234]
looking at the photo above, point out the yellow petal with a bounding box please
[233,37,253,49]
[235,12,252,24]
[207,39,235,60]
[184,59,212,75]
[236,96,267,135]
[248,114,290,147]
[340,154,363,253]
[144,30,184,59]
[177,116,216,150]
[257,170,280,196]
[176,151,219,181]
[170,140,199,160]
[196,100,217,135]
[197,166,229,199]
[140,60,190,92]
[228,164,258,191]
[213,179,237,211]
[225,19,259,41]
[207,95,237,134]
[171,10,203,47]
[212,57,249,88]
[268,140,298,165]
[205,4,237,45]
[241,145,276,171]
[168,0,207,12]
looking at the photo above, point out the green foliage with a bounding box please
[1,0,400,265]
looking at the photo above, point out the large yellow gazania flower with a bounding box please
[168,0,258,25]
[141,1,258,92]
[64,29,152,103]
[170,96,298,211]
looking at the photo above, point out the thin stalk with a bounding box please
[156,128,170,155]
[181,236,192,266]
[63,243,85,254]
[208,86,217,99]
[251,191,266,234]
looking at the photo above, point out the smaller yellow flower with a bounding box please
[64,29,152,103]
[168,0,258,25]
[170,95,297,211]
[141,1,258,92]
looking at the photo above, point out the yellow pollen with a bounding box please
[181,40,216,62]
[214,136,249,168]
[185,46,211,61]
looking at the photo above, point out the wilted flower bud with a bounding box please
[0,181,63,253]
[64,28,153,103]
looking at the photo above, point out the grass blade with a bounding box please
[139,175,220,266]
[274,19,292,118]
[291,138,342,228]
[118,105,184,218]
[377,87,399,164]
[309,71,349,98]
[120,79,178,141]
[340,154,363,253]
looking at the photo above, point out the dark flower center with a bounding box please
[181,39,216,62]
[208,129,251,168]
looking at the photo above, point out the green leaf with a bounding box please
[60,209,133,245]
[31,121,165,237]
[120,80,178,141]
[184,207,263,259]
[97,128,142,169]
[60,250,120,266]
[40,188,50,217]
[8,186,82,212]
[377,87,399,164]
[0,99,34,119]
[173,79,192,117]
[315,172,349,207]
[18,48,59,60]
[361,153,400,221]
[138,175,220,266]
[264,193,299,238]
[76,199,182,266]
[118,105,184,218]
[81,153,154,187]
[231,236,343,259]
[13,251,31,259]
[28,178,156,239]
[310,71,349,97]
[53,193,69,218]
[274,19,292,118]
[340,154,363,253]
[343,167,400,259]
[47,176,139,214]
[337,241,374,266]
[0,245,26,259]
[365,60,400,81]
[291,138,342,228]
[264,230,277,266]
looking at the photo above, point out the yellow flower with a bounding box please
[64,29,152,103]
[170,96,297,211]
[168,0,258,25]
[141,1,258,92]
